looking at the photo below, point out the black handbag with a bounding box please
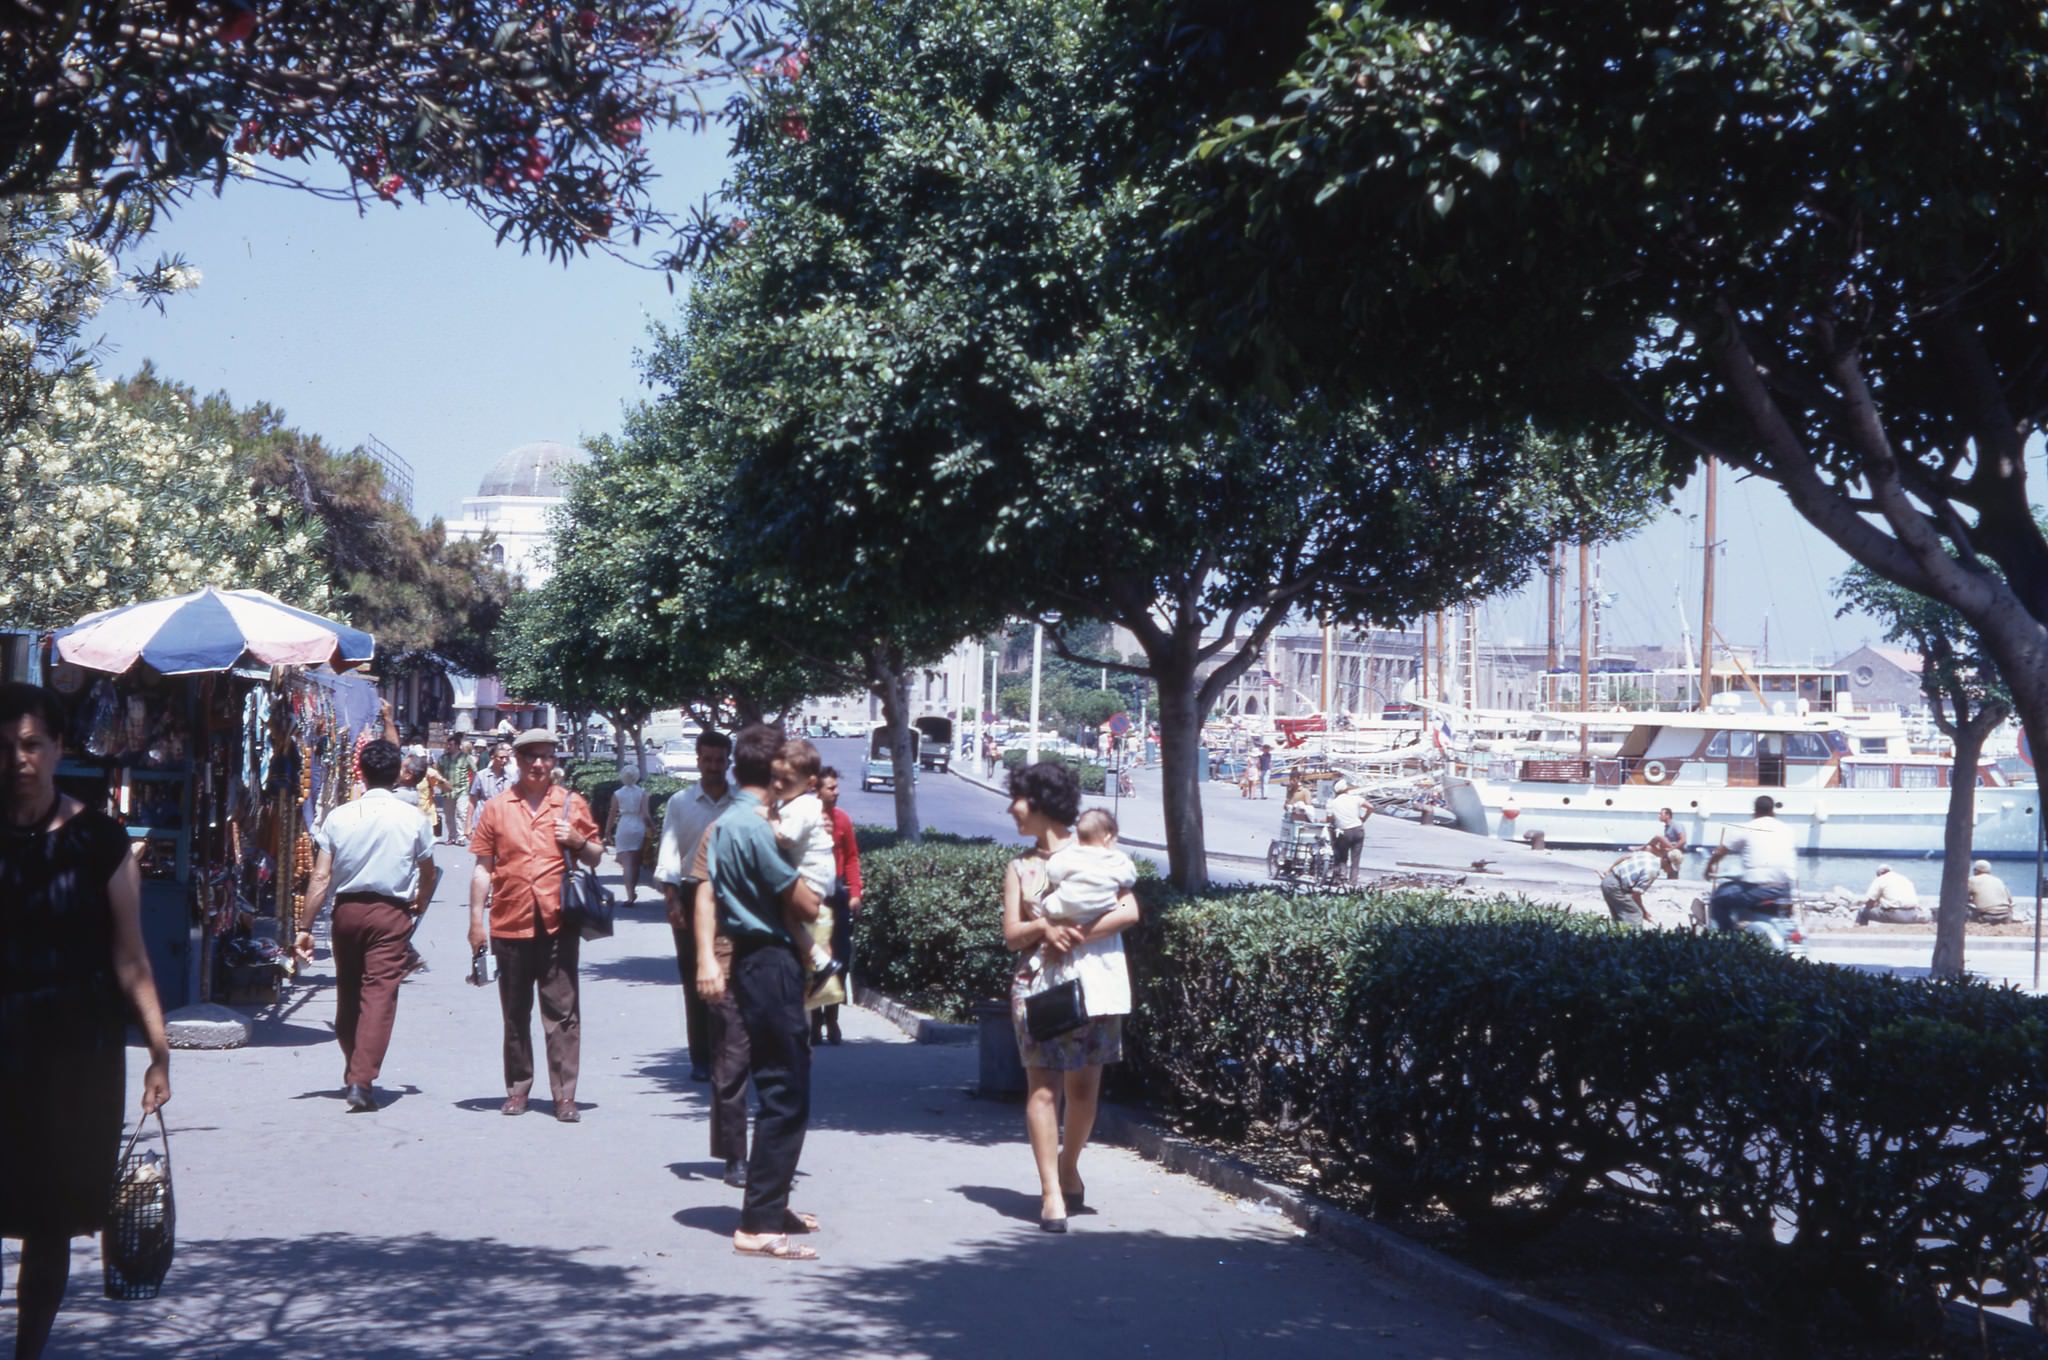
[104,1110,175,1300]
[1025,976,1089,1041]
[561,850,616,940]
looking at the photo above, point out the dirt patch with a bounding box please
[1806,919,2039,936]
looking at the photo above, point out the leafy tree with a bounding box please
[119,367,513,671]
[2,0,791,268]
[1836,566,2012,980]
[646,0,1663,883]
[0,194,197,437]
[1169,0,2048,800]
[0,372,328,629]
[506,419,820,740]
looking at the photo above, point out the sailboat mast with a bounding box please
[1699,457,1718,711]
[1578,541,1591,757]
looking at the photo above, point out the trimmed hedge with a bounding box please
[998,749,1105,793]
[854,848,2048,1335]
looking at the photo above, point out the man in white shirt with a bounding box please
[1858,864,1929,925]
[654,731,735,1089]
[1703,795,1797,929]
[1326,781,1372,885]
[294,739,437,1113]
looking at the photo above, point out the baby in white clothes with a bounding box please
[1041,808,1136,927]
[768,739,841,981]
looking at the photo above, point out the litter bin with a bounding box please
[973,998,1024,1096]
[1198,745,1211,782]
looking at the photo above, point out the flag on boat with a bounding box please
[1434,712,1455,751]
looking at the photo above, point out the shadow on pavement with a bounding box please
[584,953,686,987]
[952,1183,1041,1224]
[57,1224,1469,1359]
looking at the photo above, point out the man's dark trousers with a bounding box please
[732,941,810,1233]
[669,887,713,1075]
[706,934,750,1163]
[332,895,414,1086]
[492,927,581,1106]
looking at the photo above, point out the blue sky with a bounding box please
[89,129,2032,664]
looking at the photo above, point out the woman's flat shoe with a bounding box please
[1040,1215,1068,1234]
[1063,1189,1086,1213]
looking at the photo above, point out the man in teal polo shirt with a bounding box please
[694,724,823,1260]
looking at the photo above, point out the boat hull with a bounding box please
[1447,774,2043,858]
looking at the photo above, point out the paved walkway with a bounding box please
[42,844,1563,1360]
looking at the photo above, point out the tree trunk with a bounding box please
[1154,665,1209,892]
[870,649,922,840]
[1931,706,2008,979]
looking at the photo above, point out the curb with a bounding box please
[852,984,974,1044]
[1087,1102,1683,1360]
[852,984,1677,1359]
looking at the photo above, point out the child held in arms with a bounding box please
[1040,808,1137,934]
[767,738,846,1004]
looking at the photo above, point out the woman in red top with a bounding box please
[813,768,862,1045]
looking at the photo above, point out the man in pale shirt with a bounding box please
[654,731,734,1085]
[294,739,437,1113]
[1326,781,1372,885]
[1858,864,1929,925]
[1704,794,1798,930]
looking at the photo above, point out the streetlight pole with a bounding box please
[1028,622,1044,764]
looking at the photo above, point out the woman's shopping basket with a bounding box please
[103,1110,175,1300]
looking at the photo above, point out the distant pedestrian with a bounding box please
[1003,761,1139,1233]
[1326,780,1372,884]
[654,731,734,1098]
[1598,837,1675,927]
[606,765,650,905]
[815,767,863,1046]
[467,742,514,837]
[693,724,825,1259]
[296,738,437,1112]
[438,733,475,846]
[1648,806,1686,851]
[1256,743,1273,799]
[467,728,602,1121]
[982,732,1001,780]
[1,683,172,1360]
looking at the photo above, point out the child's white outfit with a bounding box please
[1031,841,1137,1017]
[773,792,843,1004]
[772,792,837,899]
[1040,842,1136,925]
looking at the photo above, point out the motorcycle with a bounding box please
[1691,874,1808,959]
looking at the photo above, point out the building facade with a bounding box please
[443,439,587,588]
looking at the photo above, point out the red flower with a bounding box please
[606,114,643,147]
[779,113,810,143]
[376,174,405,201]
[216,8,257,43]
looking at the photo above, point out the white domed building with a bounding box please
[444,440,588,588]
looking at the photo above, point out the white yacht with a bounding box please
[1444,708,2038,857]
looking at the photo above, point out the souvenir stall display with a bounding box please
[46,586,379,1011]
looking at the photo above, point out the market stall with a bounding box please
[48,587,378,1010]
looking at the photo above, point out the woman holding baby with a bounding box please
[1002,762,1140,1234]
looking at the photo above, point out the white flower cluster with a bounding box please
[0,374,330,629]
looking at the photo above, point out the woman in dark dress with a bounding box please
[1,683,171,1359]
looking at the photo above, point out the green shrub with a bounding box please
[851,836,1016,1020]
[1130,891,2048,1332]
[998,749,1104,793]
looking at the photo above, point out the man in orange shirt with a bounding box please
[467,728,603,1121]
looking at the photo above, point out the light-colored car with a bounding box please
[659,738,698,776]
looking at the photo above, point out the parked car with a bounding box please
[913,715,954,772]
[861,724,922,792]
[659,738,698,776]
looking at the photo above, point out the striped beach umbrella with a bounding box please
[53,587,375,676]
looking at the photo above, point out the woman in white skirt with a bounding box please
[605,766,650,904]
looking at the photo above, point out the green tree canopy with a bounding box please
[1168,0,2048,777]
[624,0,1663,882]
[120,367,513,672]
